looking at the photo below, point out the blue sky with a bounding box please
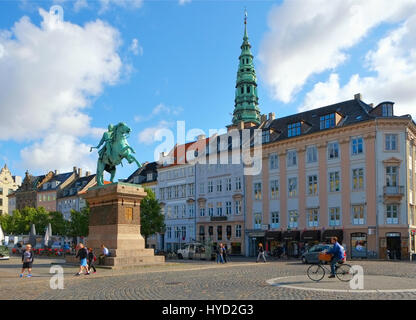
[1,0,416,182]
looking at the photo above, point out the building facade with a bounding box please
[0,164,21,215]
[57,172,95,220]
[15,171,52,210]
[243,96,416,260]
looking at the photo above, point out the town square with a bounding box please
[1,0,416,306]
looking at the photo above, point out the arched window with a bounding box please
[247,86,251,93]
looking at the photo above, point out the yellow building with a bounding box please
[0,164,22,215]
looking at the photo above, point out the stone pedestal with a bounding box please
[68,182,164,268]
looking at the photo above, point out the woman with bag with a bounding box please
[87,248,97,274]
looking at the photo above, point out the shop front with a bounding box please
[265,231,282,256]
[300,230,321,254]
[282,231,300,257]
[350,232,368,259]
[246,230,266,257]
[322,229,344,244]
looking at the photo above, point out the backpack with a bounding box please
[93,255,97,262]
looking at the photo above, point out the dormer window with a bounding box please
[262,130,270,143]
[382,103,393,117]
[320,113,336,129]
[288,122,301,137]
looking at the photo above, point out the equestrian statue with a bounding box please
[90,123,142,186]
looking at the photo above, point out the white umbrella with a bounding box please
[44,225,50,247]
[48,223,52,237]
[29,224,37,247]
[0,225,4,244]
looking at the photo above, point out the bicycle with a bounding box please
[306,254,355,282]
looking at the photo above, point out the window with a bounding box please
[181,226,186,240]
[270,180,279,199]
[352,205,365,225]
[208,204,214,217]
[216,180,222,193]
[199,226,205,236]
[385,134,398,151]
[329,172,340,192]
[269,153,278,170]
[254,213,262,229]
[351,137,364,155]
[188,183,194,197]
[254,182,262,200]
[382,103,393,117]
[167,227,172,239]
[386,166,398,187]
[306,146,317,163]
[225,201,232,215]
[262,130,270,143]
[188,205,194,217]
[287,150,297,167]
[175,226,181,239]
[0,188,2,195]
[352,168,364,190]
[288,177,298,197]
[386,204,399,224]
[288,122,301,137]
[208,181,214,193]
[199,207,205,217]
[235,200,242,215]
[320,113,336,129]
[307,208,319,227]
[328,142,339,159]
[216,202,222,216]
[235,177,242,191]
[307,175,318,196]
[288,210,299,228]
[329,207,341,226]
[271,211,280,228]
[217,226,222,241]
[236,225,242,238]
[226,178,232,191]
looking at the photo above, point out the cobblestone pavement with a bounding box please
[1,256,416,300]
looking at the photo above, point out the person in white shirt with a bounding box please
[98,244,110,265]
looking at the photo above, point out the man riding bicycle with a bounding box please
[325,236,344,278]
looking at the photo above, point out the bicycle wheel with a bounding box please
[307,264,325,282]
[336,264,354,282]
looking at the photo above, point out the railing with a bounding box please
[383,186,404,196]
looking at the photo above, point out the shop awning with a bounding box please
[265,231,282,241]
[322,229,344,242]
[301,230,321,241]
[282,231,300,241]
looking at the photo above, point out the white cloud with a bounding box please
[20,134,96,173]
[138,120,173,145]
[302,14,416,119]
[258,0,416,103]
[0,9,123,172]
[73,0,88,12]
[179,0,191,5]
[129,38,143,56]
[134,103,183,123]
[98,0,143,14]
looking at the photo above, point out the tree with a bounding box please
[48,211,69,236]
[140,188,165,247]
[68,206,89,238]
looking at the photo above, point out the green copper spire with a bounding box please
[232,10,261,126]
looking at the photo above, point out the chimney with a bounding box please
[261,114,267,122]
[73,166,77,173]
[78,168,82,177]
[85,171,91,177]
[197,134,206,141]
[268,112,275,120]
[354,93,362,101]
[54,170,59,175]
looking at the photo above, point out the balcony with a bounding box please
[383,186,404,201]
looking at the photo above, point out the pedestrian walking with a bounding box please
[216,244,224,264]
[256,243,266,263]
[222,244,228,263]
[87,248,97,274]
[20,244,34,278]
[75,243,89,276]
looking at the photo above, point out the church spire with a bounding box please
[232,9,261,126]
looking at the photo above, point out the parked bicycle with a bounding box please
[306,252,355,282]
